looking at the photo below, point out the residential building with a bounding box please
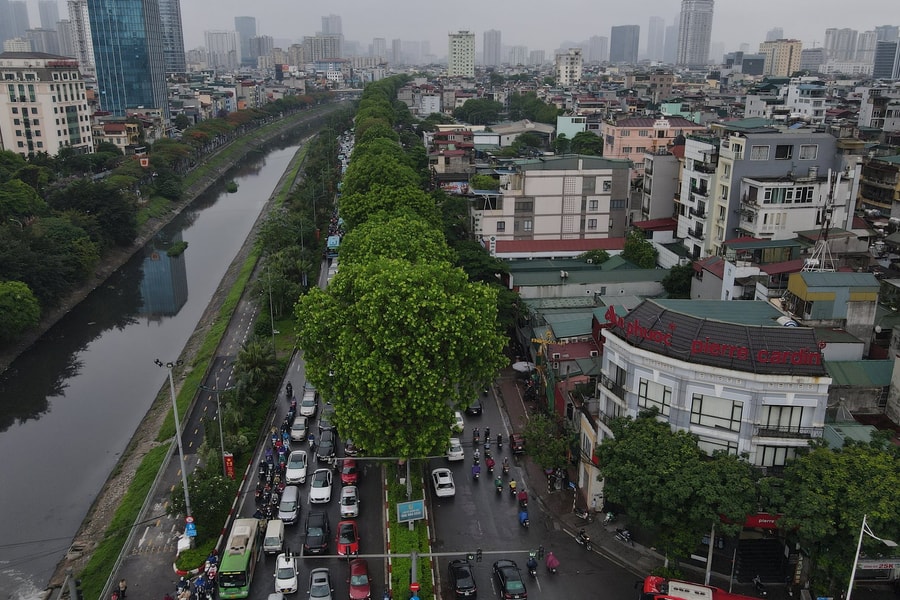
[800,48,826,72]
[67,0,93,73]
[38,0,59,29]
[302,34,341,61]
[856,85,900,130]
[784,78,827,123]
[856,30,878,64]
[676,0,714,67]
[529,49,545,66]
[321,14,342,35]
[8,1,29,38]
[234,16,256,67]
[766,27,784,42]
[25,28,59,54]
[0,51,93,157]
[609,25,639,64]
[372,37,386,61]
[508,45,527,66]
[471,155,632,242]
[391,38,401,64]
[648,70,675,104]
[758,39,802,77]
[857,155,900,217]
[647,16,665,62]
[555,48,582,87]
[663,23,679,64]
[447,30,474,77]
[248,35,273,68]
[640,150,680,221]
[3,37,31,52]
[158,0,185,73]
[824,28,857,61]
[205,30,239,70]
[871,41,900,79]
[483,29,501,67]
[557,115,587,140]
[89,0,168,120]
[56,19,73,57]
[600,115,705,178]
[586,36,608,63]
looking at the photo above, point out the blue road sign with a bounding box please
[397,500,425,523]
[185,522,197,537]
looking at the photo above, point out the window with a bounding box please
[621,146,633,153]
[602,180,612,192]
[610,199,626,209]
[697,438,738,456]
[588,199,598,211]
[775,145,793,160]
[587,218,598,230]
[691,394,743,431]
[621,130,630,136]
[758,446,796,467]
[522,219,533,232]
[514,200,533,213]
[750,145,769,160]
[639,129,649,136]
[760,405,802,430]
[638,379,672,416]
[799,144,817,160]
[496,221,505,232]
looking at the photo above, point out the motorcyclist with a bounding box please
[545,551,559,574]
[518,489,528,508]
[486,456,495,472]
[526,551,538,574]
[578,528,589,542]
[509,479,517,494]
[502,457,510,473]
[494,476,503,491]
[497,433,503,447]
[474,448,480,461]
[472,463,481,479]
[519,509,529,527]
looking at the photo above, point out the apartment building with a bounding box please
[448,30,475,78]
[857,155,900,216]
[555,48,583,87]
[758,39,802,77]
[0,51,93,157]
[471,155,632,242]
[856,85,900,130]
[600,115,705,178]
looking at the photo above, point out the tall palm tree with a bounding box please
[234,339,279,404]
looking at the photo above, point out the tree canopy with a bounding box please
[570,131,604,156]
[340,154,421,198]
[662,262,694,298]
[0,280,41,341]
[338,210,454,266]
[453,98,504,125]
[622,229,658,269]
[339,184,437,230]
[295,258,507,459]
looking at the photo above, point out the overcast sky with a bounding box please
[36,0,899,58]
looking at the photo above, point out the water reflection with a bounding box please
[139,232,189,319]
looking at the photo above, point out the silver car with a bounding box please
[308,568,333,600]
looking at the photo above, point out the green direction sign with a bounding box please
[397,500,425,523]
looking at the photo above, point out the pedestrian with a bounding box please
[118,578,127,599]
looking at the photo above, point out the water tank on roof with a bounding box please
[777,316,799,327]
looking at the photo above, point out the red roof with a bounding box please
[671,145,685,159]
[547,341,599,358]
[694,255,726,278]
[633,217,677,231]
[760,258,805,275]
[611,116,704,129]
[103,123,126,133]
[493,238,625,253]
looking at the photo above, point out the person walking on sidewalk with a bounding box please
[117,579,128,599]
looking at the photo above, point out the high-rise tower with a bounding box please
[609,25,640,64]
[38,0,59,29]
[158,0,185,73]
[647,16,665,61]
[234,16,256,66]
[676,0,714,67]
[483,29,501,67]
[448,30,475,77]
[88,0,168,119]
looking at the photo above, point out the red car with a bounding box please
[336,520,360,556]
[349,558,371,600]
[341,458,359,485]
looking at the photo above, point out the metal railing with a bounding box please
[600,375,626,399]
[753,424,824,439]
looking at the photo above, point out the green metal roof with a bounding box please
[823,422,878,449]
[599,255,637,271]
[523,297,597,311]
[719,117,779,131]
[725,238,802,250]
[515,155,632,171]
[813,328,863,344]
[796,271,879,290]
[824,360,894,387]
[875,304,900,330]
[512,268,668,286]
[545,313,594,338]
[651,299,786,326]
[876,155,900,164]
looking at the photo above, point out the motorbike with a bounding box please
[526,552,538,577]
[502,461,510,476]
[519,510,530,528]
[603,511,616,525]
[497,433,503,449]
[752,576,767,597]
[486,457,495,473]
[472,464,481,480]
[574,507,594,523]
[575,530,593,551]
[495,477,503,494]
[285,382,293,399]
[545,551,559,574]
[509,480,518,496]
[517,490,528,510]
[473,428,480,445]
[615,528,633,546]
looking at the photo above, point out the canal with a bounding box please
[0,130,308,599]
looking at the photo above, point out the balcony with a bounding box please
[694,162,716,175]
[689,206,706,219]
[687,226,705,240]
[753,424,824,439]
[690,185,709,197]
[600,375,625,399]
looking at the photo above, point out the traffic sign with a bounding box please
[409,583,420,593]
[185,518,197,537]
[185,516,195,524]
[397,500,425,523]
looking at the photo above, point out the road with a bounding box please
[428,389,641,600]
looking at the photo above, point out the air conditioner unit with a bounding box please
[590,350,599,357]
[552,352,561,360]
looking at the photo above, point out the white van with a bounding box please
[263,519,285,555]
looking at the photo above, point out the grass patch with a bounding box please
[79,444,169,598]
[137,196,174,226]
[386,463,433,599]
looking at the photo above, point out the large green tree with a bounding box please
[523,413,573,470]
[622,229,658,269]
[570,131,604,155]
[774,442,900,595]
[294,258,507,459]
[662,262,694,298]
[0,280,41,341]
[339,184,437,230]
[338,211,454,266]
[596,411,757,562]
[453,98,504,125]
[233,339,280,405]
[340,154,420,198]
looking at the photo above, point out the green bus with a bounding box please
[217,518,262,599]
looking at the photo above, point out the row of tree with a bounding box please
[295,77,509,460]
[596,411,900,596]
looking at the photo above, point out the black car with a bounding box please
[492,560,526,600]
[316,429,336,463]
[318,409,336,434]
[447,559,477,599]
[304,510,331,554]
[465,396,483,416]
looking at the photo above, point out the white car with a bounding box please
[286,450,308,485]
[431,468,456,498]
[447,438,464,461]
[290,416,308,442]
[309,468,333,503]
[453,411,465,433]
[300,388,318,417]
[340,485,360,518]
[275,552,298,594]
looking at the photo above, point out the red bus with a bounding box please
[640,575,758,600]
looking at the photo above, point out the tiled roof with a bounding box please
[611,116,704,128]
[825,360,894,387]
[633,218,677,231]
[494,238,625,253]
[760,259,806,275]
[604,299,828,376]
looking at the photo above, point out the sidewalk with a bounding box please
[493,367,662,577]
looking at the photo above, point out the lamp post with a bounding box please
[155,359,192,519]
[847,514,897,600]
[199,384,235,477]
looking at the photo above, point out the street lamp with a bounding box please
[199,384,235,477]
[155,359,192,520]
[847,514,897,600]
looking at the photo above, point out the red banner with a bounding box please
[223,453,235,479]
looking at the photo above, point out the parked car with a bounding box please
[316,429,336,463]
[492,560,526,600]
[285,450,308,485]
[304,510,330,554]
[340,458,359,485]
[452,411,465,433]
[348,559,371,600]
[431,468,456,497]
[274,552,298,594]
[339,485,360,518]
[290,416,308,442]
[308,568,333,600]
[309,468,333,504]
[510,433,525,455]
[336,520,360,556]
[447,438,464,461]
[448,559,477,599]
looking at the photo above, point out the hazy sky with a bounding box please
[35,0,899,57]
